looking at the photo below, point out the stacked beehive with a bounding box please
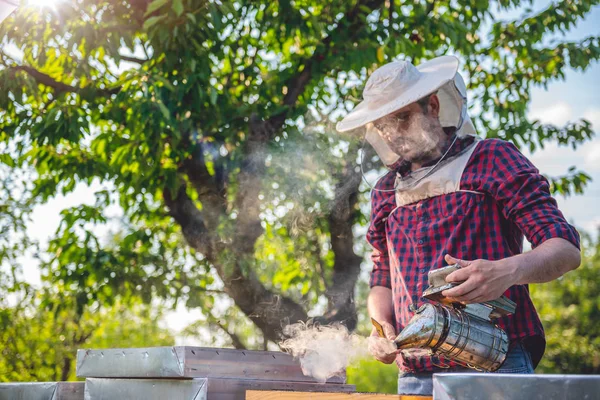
[0,346,354,400]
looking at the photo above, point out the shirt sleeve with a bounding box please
[483,139,580,250]
[367,176,395,289]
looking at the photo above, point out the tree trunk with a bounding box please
[164,0,386,342]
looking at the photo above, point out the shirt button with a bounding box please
[418,239,424,244]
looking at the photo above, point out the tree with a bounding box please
[0,0,597,348]
[0,285,173,382]
[0,163,174,383]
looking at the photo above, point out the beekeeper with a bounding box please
[336,55,581,396]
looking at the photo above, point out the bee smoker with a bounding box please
[374,264,516,372]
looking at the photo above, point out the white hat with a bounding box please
[336,55,477,166]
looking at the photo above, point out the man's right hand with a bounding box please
[368,320,399,364]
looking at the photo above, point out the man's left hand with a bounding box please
[441,254,519,303]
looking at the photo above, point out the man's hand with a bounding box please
[441,254,519,303]
[367,320,399,364]
[367,286,399,364]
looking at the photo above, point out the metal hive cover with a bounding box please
[84,378,206,400]
[432,373,600,400]
[76,346,345,383]
[0,382,84,400]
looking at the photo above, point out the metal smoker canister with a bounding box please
[393,303,509,372]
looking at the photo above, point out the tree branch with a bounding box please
[162,179,307,343]
[388,0,394,32]
[319,152,363,329]
[214,320,247,350]
[197,288,226,294]
[231,115,272,254]
[308,235,328,293]
[12,66,76,93]
[163,183,213,257]
[181,140,227,230]
[60,356,72,382]
[231,0,386,253]
[9,65,120,97]
[223,276,309,342]
[269,0,386,127]
[119,55,149,64]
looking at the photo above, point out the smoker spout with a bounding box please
[393,303,441,349]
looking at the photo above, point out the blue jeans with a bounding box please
[397,342,535,396]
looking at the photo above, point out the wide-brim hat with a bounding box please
[336,56,460,132]
[336,55,477,166]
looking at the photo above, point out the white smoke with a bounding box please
[280,322,396,383]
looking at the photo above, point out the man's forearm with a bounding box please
[368,286,394,323]
[511,237,581,284]
[367,286,399,362]
[443,237,581,303]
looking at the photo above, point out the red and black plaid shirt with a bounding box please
[367,134,580,372]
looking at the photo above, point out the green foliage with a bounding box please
[532,232,600,374]
[347,358,398,394]
[0,0,598,380]
[0,287,173,382]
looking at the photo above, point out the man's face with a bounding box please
[373,97,445,164]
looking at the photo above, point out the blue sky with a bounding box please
[522,1,600,236]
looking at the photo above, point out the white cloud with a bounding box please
[584,140,600,171]
[583,108,600,171]
[526,143,582,177]
[584,108,600,128]
[582,216,600,236]
[528,101,573,126]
